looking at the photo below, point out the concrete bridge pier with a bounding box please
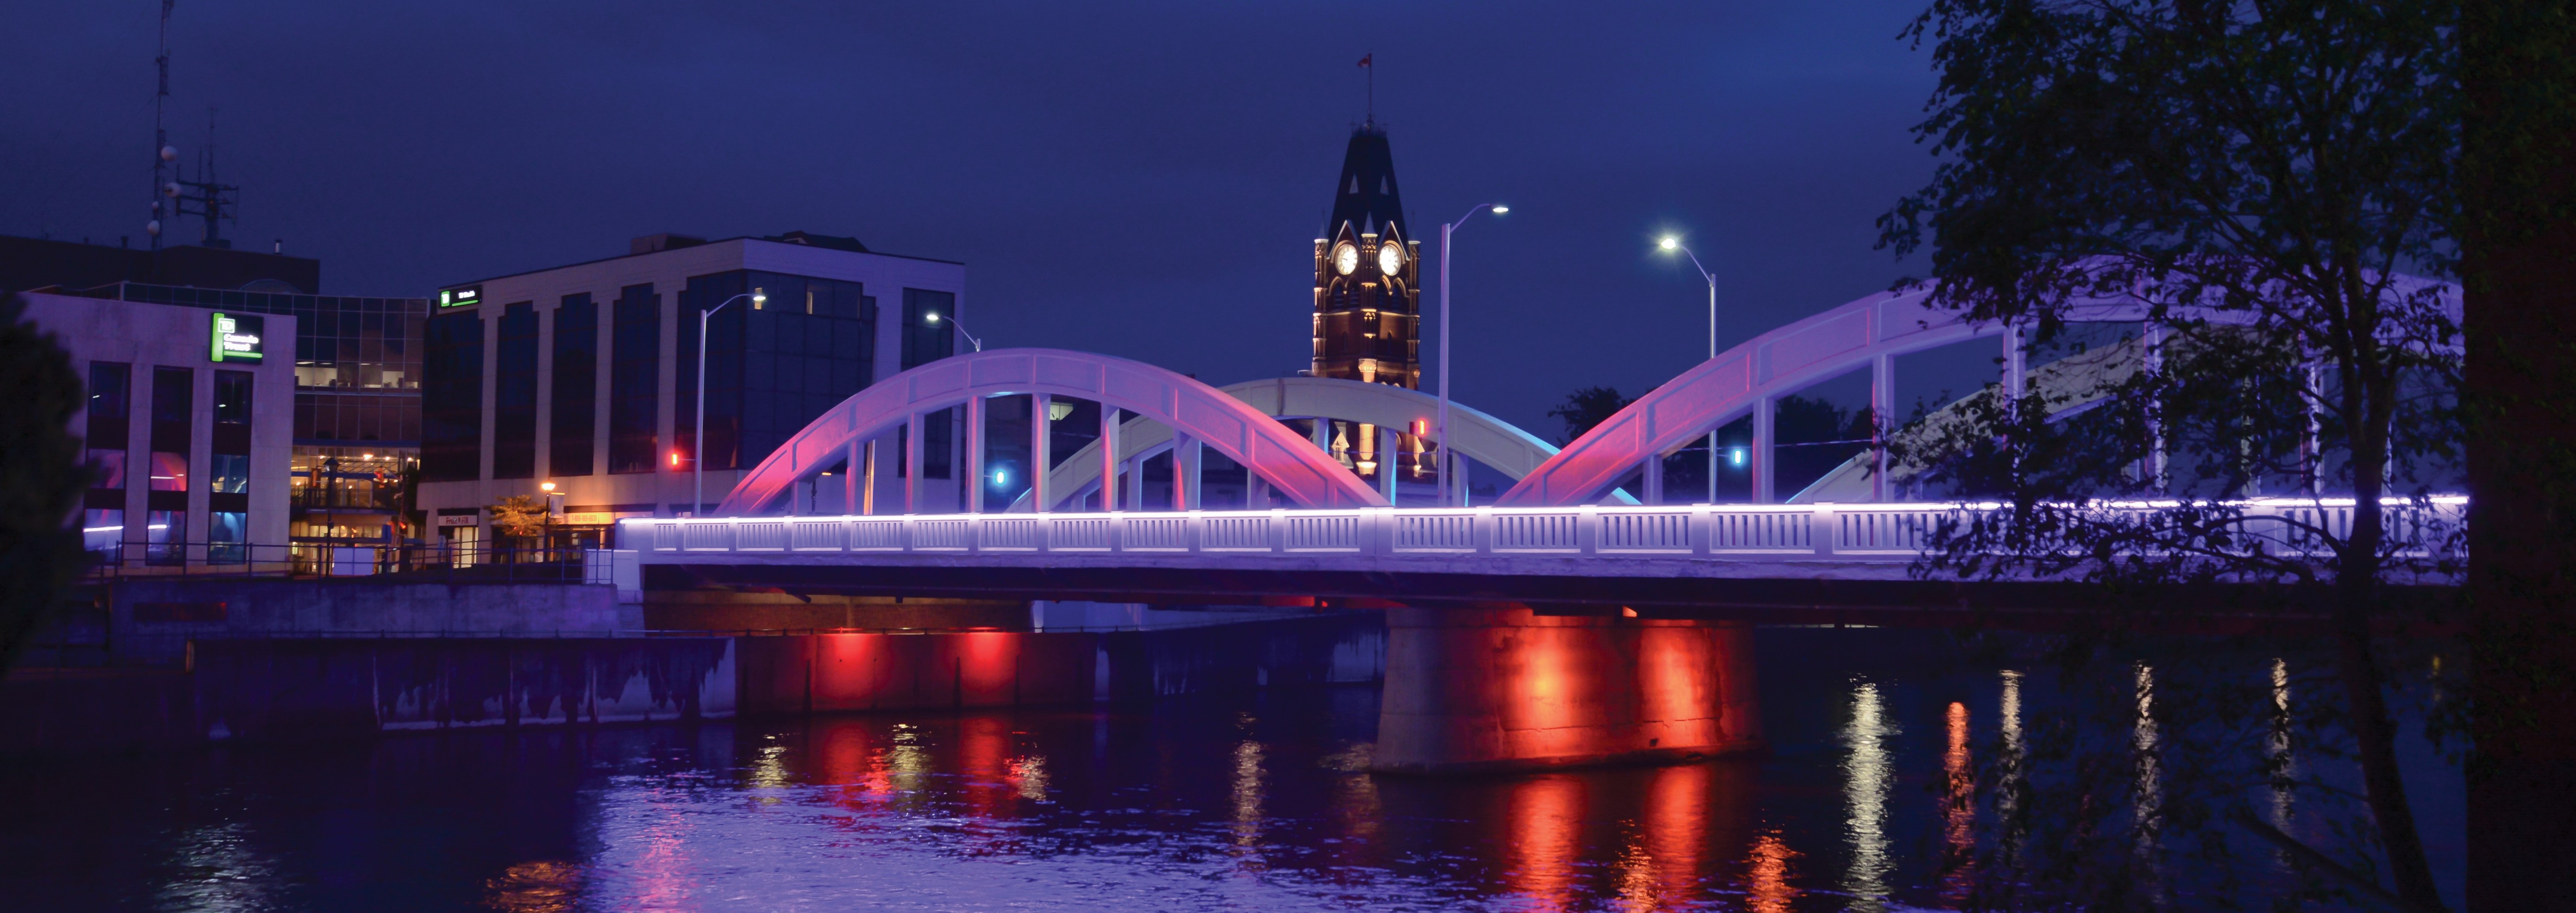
[1372,607,1762,773]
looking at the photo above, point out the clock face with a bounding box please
[1333,242,1360,276]
[1378,241,1403,276]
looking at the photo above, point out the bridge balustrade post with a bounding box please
[1032,393,1051,512]
[1812,505,1837,557]
[1579,504,1601,555]
[965,395,987,512]
[1691,503,1713,556]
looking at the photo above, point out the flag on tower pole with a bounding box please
[1357,54,1372,67]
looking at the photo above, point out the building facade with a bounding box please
[415,233,967,548]
[21,292,295,569]
[70,282,430,565]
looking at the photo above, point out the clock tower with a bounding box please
[1311,123,1421,389]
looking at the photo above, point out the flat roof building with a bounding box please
[415,233,967,550]
[20,291,296,571]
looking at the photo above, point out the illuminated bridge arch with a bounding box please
[719,349,1386,515]
[1021,375,1633,511]
[1499,276,2460,508]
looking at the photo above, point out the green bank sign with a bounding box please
[211,312,265,363]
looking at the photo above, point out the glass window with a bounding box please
[210,453,249,494]
[208,511,247,564]
[609,284,661,474]
[552,293,598,476]
[422,311,485,482]
[149,452,188,491]
[83,508,124,560]
[214,371,253,425]
[89,362,130,419]
[89,449,127,489]
[146,510,184,566]
[152,367,193,423]
[493,302,540,479]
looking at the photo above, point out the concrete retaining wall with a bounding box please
[109,579,637,665]
[1,637,733,754]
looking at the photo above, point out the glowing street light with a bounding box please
[926,311,983,352]
[1436,202,1508,507]
[693,288,765,516]
[1659,235,1721,503]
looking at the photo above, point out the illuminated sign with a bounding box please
[437,286,482,308]
[210,312,265,363]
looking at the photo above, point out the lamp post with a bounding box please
[1659,236,1720,503]
[694,289,764,517]
[1437,202,1507,507]
[925,311,982,352]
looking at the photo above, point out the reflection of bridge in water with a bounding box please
[621,280,2461,772]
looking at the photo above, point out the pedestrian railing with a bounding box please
[624,497,2465,564]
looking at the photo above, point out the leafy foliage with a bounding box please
[1880,0,2461,907]
[487,495,549,540]
[0,292,93,674]
[1545,385,1632,445]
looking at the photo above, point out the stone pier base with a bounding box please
[1372,607,1762,773]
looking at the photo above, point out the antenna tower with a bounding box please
[175,108,238,248]
[148,0,173,251]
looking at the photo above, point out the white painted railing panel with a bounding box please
[850,518,905,551]
[1494,512,1579,552]
[1125,515,1189,551]
[1601,511,1692,553]
[981,518,1041,551]
[1052,516,1113,551]
[1203,515,1273,551]
[683,522,733,551]
[1394,513,1477,552]
[1285,513,1363,551]
[915,518,972,551]
[1708,510,1812,551]
[1837,509,1938,552]
[791,519,845,551]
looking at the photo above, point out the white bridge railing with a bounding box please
[623,498,2464,563]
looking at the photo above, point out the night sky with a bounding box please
[4,1,1964,435]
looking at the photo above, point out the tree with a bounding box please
[1881,0,2458,908]
[488,495,549,546]
[1546,386,1632,446]
[0,292,93,674]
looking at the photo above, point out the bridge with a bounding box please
[620,277,2462,773]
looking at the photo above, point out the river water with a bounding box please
[0,628,2464,911]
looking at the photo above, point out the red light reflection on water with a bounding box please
[1744,832,1801,913]
[1503,775,1585,909]
[1943,701,1977,901]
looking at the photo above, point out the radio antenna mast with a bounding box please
[149,0,174,251]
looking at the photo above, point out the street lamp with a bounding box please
[694,289,765,517]
[1659,236,1720,503]
[925,310,982,352]
[1437,202,1507,507]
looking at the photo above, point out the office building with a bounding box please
[414,232,967,549]
[19,291,295,569]
[69,282,430,563]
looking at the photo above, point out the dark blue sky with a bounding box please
[5,1,1957,435]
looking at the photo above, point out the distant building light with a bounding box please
[1730,447,1747,468]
